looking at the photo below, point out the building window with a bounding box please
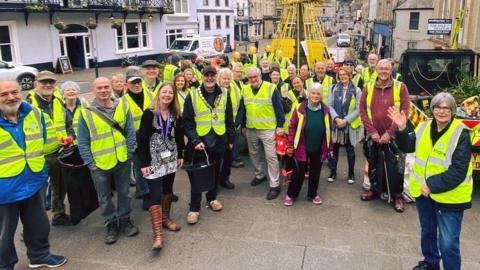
[409,12,420,30]
[203,0,208,6]
[226,15,230,28]
[204,16,211,30]
[174,0,188,14]
[0,25,14,62]
[115,21,150,52]
[166,29,183,48]
[215,0,220,7]
[216,16,221,29]
[407,41,417,49]
[225,0,229,7]
[323,9,325,15]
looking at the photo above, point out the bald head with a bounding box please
[0,80,22,116]
[92,77,112,102]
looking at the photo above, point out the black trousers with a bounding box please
[0,190,51,269]
[287,151,322,199]
[328,137,356,176]
[189,149,223,212]
[367,142,404,197]
[148,173,176,206]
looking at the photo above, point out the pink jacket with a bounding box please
[287,101,333,162]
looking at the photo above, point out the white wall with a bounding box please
[196,0,235,47]
[392,9,434,61]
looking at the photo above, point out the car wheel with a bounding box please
[18,73,35,91]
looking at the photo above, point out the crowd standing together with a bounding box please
[0,46,473,270]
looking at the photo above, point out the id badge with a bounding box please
[160,151,172,159]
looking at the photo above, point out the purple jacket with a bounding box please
[287,101,333,162]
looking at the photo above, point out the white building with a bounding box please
[196,0,235,49]
[164,0,199,49]
[392,0,435,61]
[234,0,249,42]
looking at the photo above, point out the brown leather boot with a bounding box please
[162,194,181,231]
[149,205,163,250]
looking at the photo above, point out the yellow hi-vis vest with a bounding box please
[365,80,402,120]
[230,81,243,121]
[177,89,191,114]
[81,99,129,170]
[352,74,361,87]
[293,105,331,150]
[345,89,362,129]
[250,54,258,66]
[280,69,289,81]
[409,119,473,204]
[262,52,275,63]
[279,57,289,69]
[281,84,298,133]
[30,94,66,154]
[142,80,162,96]
[163,64,178,83]
[305,75,334,100]
[243,82,277,130]
[123,89,154,131]
[192,67,203,83]
[190,88,227,136]
[362,67,378,84]
[0,107,45,177]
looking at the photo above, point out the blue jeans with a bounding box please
[90,161,132,225]
[416,196,464,270]
[132,153,149,197]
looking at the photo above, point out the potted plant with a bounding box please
[54,19,67,31]
[86,18,97,29]
[25,3,48,12]
[111,19,122,30]
[123,5,139,12]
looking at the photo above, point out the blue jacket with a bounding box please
[0,102,48,205]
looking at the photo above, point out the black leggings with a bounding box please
[147,173,175,206]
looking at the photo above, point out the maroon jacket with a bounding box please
[287,101,333,162]
[359,78,410,137]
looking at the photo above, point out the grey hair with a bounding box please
[287,64,296,71]
[217,68,233,85]
[430,92,457,116]
[60,81,80,93]
[377,59,391,67]
[248,67,261,76]
[308,82,323,96]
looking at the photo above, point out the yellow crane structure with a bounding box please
[272,0,330,69]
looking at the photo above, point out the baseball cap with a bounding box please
[126,69,143,83]
[202,66,217,75]
[36,71,57,82]
[141,59,160,68]
[344,59,356,66]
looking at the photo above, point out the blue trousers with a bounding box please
[416,196,464,270]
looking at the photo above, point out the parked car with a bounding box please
[0,60,38,90]
[336,33,351,47]
[325,29,333,37]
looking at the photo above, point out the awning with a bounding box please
[374,23,392,37]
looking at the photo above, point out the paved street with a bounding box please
[13,146,480,270]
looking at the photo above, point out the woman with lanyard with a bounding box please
[173,73,189,114]
[137,83,185,250]
[327,67,363,184]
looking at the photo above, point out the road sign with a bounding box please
[238,9,244,17]
[427,19,452,35]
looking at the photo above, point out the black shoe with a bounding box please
[251,176,267,186]
[412,261,440,270]
[172,193,179,202]
[119,217,139,237]
[51,213,73,226]
[327,171,336,183]
[105,221,119,245]
[220,179,235,189]
[142,194,150,211]
[266,187,281,200]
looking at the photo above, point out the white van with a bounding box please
[166,35,225,58]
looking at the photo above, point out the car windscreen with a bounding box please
[169,40,191,51]
[338,34,349,39]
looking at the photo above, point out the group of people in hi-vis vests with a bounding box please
[0,48,472,270]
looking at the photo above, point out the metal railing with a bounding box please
[0,0,173,11]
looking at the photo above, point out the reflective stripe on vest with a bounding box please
[142,81,162,97]
[243,82,276,130]
[177,89,191,114]
[191,87,227,136]
[305,76,333,99]
[81,99,129,170]
[293,106,331,149]
[283,86,298,133]
[366,80,401,120]
[0,107,45,177]
[348,90,362,129]
[352,74,361,87]
[30,95,65,154]
[123,89,154,131]
[409,119,473,204]
[230,81,243,121]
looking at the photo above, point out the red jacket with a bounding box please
[287,101,333,162]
